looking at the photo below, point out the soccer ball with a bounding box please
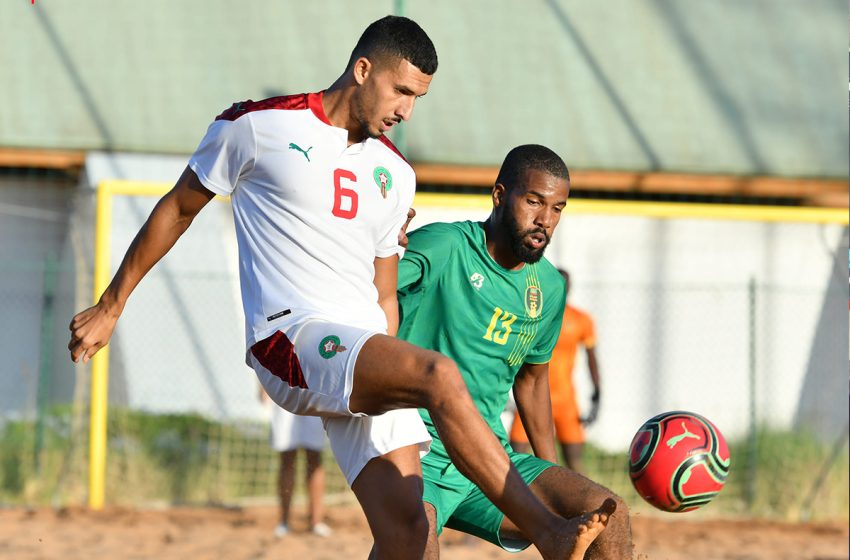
[628,411,731,512]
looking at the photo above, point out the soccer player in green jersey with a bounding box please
[398,144,634,558]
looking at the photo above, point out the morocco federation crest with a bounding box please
[373,166,393,198]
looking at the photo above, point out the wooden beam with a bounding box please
[412,163,848,207]
[803,190,848,209]
[413,163,498,186]
[0,149,844,208]
[0,148,86,169]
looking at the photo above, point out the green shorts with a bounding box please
[421,448,556,552]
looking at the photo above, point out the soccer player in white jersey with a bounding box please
[68,16,613,559]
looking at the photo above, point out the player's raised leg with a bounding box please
[497,498,616,560]
[561,500,617,560]
[501,466,634,559]
[350,334,603,559]
[255,321,433,558]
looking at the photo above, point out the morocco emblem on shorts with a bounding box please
[318,335,348,359]
[373,166,393,198]
[524,285,543,319]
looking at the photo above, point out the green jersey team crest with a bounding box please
[318,335,347,359]
[373,166,393,198]
[525,285,543,319]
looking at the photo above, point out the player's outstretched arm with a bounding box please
[513,362,558,463]
[68,167,216,363]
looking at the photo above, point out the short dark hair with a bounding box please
[495,144,570,190]
[348,15,438,75]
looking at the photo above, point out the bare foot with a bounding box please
[536,498,617,560]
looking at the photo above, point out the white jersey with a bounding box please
[189,92,415,349]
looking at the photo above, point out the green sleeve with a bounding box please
[397,223,458,294]
[525,281,567,364]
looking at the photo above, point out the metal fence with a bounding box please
[0,177,847,521]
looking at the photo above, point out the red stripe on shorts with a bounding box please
[250,331,308,389]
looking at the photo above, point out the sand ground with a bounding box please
[0,502,847,560]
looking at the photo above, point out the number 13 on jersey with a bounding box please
[483,307,516,345]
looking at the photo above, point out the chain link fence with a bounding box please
[1,176,847,521]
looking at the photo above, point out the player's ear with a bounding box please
[492,183,507,208]
[352,57,372,86]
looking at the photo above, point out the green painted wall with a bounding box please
[1,0,846,177]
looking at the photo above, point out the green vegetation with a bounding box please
[0,405,81,505]
[2,411,846,521]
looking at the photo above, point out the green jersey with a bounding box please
[397,221,566,459]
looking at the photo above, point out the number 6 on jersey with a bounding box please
[333,168,358,219]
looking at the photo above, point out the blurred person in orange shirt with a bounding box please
[509,269,600,473]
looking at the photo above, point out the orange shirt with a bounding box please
[548,305,596,407]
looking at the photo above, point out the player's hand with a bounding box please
[68,301,122,363]
[580,388,600,425]
[398,207,416,248]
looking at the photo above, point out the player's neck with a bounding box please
[322,82,366,146]
[483,218,525,271]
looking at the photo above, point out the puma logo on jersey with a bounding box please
[469,273,485,290]
[289,143,313,161]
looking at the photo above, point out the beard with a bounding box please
[352,96,383,139]
[360,118,382,139]
[503,205,550,264]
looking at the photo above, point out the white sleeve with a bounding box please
[188,116,256,196]
[375,169,416,258]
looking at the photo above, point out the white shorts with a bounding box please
[270,404,325,452]
[250,320,431,485]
